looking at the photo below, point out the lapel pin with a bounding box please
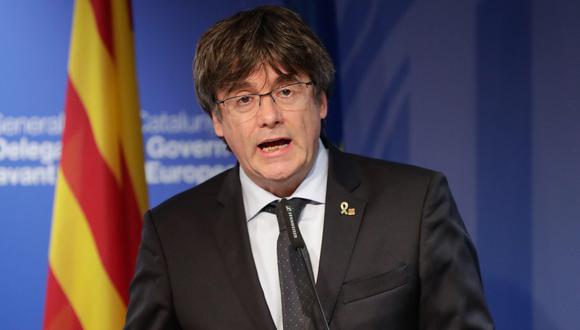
[340,201,356,216]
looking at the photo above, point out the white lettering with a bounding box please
[0,137,61,165]
[146,135,230,160]
[0,112,64,136]
[141,110,213,134]
[0,165,57,186]
[145,161,232,185]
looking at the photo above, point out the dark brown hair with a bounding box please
[193,5,335,116]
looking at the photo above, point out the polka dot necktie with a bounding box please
[264,198,316,330]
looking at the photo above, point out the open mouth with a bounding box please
[258,138,291,153]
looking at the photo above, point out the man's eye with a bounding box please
[278,88,293,97]
[237,95,253,105]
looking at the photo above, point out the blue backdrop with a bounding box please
[0,0,578,329]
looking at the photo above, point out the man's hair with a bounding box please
[193,5,335,116]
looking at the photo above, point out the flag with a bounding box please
[43,0,147,328]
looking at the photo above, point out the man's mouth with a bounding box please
[258,138,291,153]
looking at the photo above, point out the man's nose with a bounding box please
[257,94,282,127]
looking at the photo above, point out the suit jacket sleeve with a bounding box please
[124,211,179,329]
[418,173,494,329]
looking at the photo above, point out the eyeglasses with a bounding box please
[215,81,313,122]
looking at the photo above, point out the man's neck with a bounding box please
[262,178,303,198]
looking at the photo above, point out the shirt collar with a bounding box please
[239,139,329,222]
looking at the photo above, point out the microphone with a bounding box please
[278,199,330,330]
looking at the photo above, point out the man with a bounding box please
[125,6,494,330]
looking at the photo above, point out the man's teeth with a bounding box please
[262,143,289,152]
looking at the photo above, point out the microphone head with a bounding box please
[277,198,306,250]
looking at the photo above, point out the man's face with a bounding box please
[212,65,327,197]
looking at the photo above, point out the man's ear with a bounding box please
[318,93,328,119]
[211,110,224,137]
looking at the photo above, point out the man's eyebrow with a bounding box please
[273,74,299,86]
[226,81,253,95]
[225,74,300,96]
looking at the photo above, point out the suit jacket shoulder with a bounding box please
[329,149,440,210]
[149,166,236,223]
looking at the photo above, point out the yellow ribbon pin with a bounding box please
[340,201,356,216]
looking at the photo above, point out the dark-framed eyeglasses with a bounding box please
[214,81,313,122]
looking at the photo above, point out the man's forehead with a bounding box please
[232,74,296,90]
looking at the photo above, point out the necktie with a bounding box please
[264,198,317,330]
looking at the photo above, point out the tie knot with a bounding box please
[263,198,308,232]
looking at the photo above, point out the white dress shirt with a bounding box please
[240,140,328,329]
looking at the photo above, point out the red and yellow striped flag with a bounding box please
[43,0,147,329]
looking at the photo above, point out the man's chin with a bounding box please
[253,159,301,181]
[251,167,305,193]
[260,171,295,183]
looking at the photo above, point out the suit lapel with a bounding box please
[317,147,367,322]
[211,166,276,330]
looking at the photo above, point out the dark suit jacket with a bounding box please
[124,147,494,329]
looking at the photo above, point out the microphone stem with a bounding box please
[298,247,330,330]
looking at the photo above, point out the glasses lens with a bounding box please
[224,94,258,114]
[273,83,309,109]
